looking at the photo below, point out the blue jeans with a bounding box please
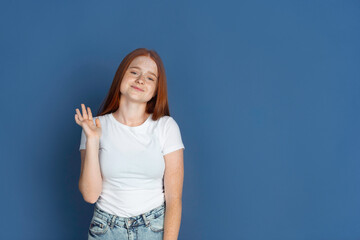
[88,202,165,240]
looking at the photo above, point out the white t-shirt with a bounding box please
[79,112,185,217]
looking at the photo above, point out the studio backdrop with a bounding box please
[0,0,359,239]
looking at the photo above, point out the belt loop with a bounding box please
[110,215,117,229]
[141,213,150,227]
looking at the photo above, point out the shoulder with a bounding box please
[92,113,109,125]
[155,116,182,135]
[155,115,176,128]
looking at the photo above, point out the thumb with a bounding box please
[95,118,101,128]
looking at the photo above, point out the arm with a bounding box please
[78,137,102,204]
[163,148,184,240]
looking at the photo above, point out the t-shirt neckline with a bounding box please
[109,112,152,129]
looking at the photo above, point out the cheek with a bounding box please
[119,80,129,92]
[151,87,157,97]
[149,83,157,91]
[120,77,132,87]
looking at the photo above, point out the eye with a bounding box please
[148,77,154,81]
[131,71,138,75]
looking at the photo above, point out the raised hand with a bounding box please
[74,103,102,139]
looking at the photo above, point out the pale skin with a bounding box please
[74,55,183,240]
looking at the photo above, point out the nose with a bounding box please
[135,74,146,84]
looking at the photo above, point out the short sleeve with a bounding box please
[161,117,185,156]
[79,117,97,151]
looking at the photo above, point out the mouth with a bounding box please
[131,86,144,92]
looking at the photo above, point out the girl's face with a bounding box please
[120,56,158,103]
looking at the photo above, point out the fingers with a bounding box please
[87,107,93,120]
[76,108,83,121]
[81,103,88,119]
[75,114,80,125]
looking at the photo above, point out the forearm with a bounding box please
[163,199,182,240]
[79,138,102,203]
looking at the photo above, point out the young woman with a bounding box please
[74,48,185,240]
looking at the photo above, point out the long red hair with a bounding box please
[96,48,170,120]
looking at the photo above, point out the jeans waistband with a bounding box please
[93,202,166,229]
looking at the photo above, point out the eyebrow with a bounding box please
[129,66,158,78]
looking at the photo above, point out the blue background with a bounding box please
[1,0,359,239]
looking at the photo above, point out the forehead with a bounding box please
[129,56,158,75]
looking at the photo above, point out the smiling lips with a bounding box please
[132,86,144,92]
